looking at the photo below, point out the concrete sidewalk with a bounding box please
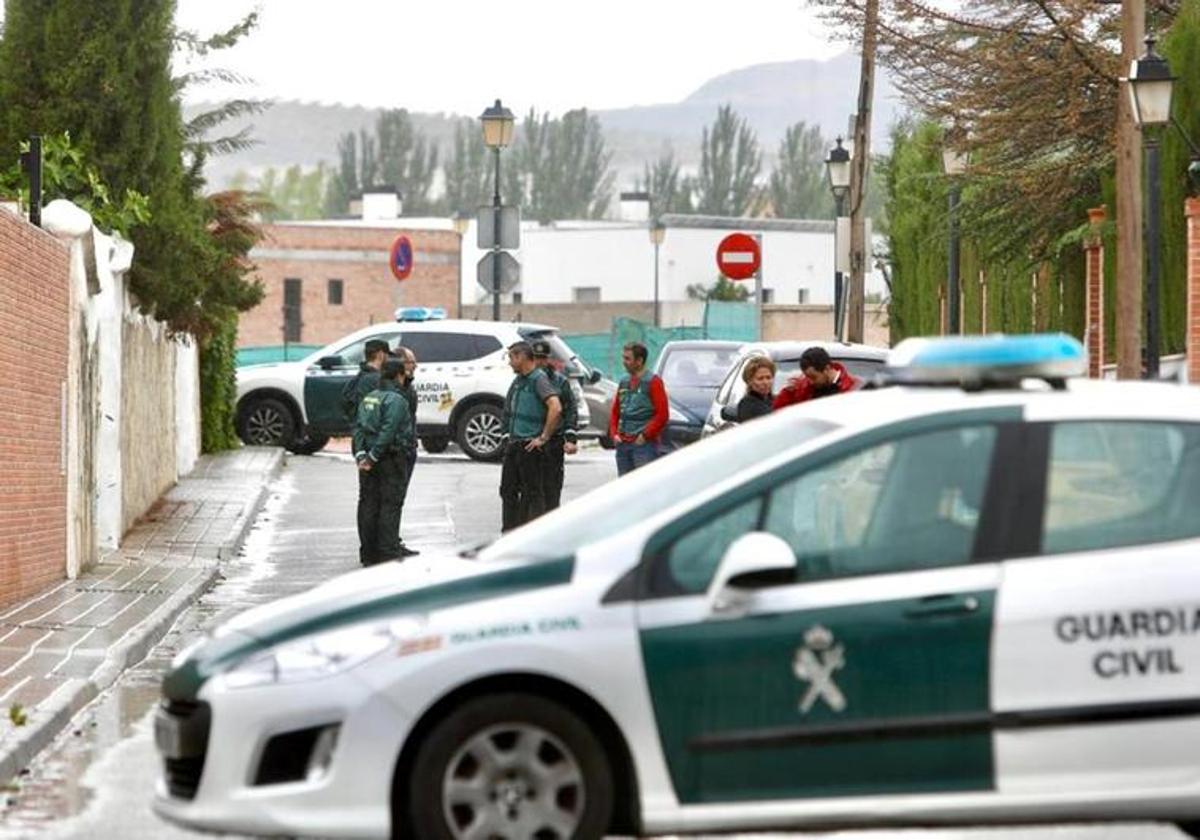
[0,447,283,787]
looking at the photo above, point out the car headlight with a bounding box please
[221,617,428,690]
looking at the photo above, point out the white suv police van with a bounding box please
[159,334,1200,839]
[235,309,594,461]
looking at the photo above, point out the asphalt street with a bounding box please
[0,447,1187,840]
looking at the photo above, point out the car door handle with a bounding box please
[903,594,980,619]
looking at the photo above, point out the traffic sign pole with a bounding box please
[754,234,763,341]
[491,147,502,321]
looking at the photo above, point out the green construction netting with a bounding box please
[564,302,759,379]
[236,345,322,367]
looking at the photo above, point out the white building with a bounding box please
[459,213,888,311]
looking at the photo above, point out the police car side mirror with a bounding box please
[317,355,344,370]
[706,533,797,615]
[720,405,738,423]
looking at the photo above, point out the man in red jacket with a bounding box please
[773,346,860,409]
[609,342,670,476]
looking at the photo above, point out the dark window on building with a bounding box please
[403,331,499,363]
[283,278,302,343]
[512,291,523,304]
[760,288,775,304]
[328,279,344,305]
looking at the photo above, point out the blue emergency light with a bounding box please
[394,306,447,322]
[886,333,1086,388]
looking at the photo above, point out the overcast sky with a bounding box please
[173,0,845,115]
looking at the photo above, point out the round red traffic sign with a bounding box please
[716,232,761,281]
[389,235,414,282]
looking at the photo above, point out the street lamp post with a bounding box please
[825,137,852,340]
[480,99,515,322]
[1129,36,1175,379]
[649,219,666,327]
[942,139,969,335]
[451,211,471,318]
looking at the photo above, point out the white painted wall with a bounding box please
[459,221,888,312]
[42,200,201,569]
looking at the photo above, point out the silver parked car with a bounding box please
[703,340,889,436]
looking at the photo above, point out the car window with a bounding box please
[763,425,997,580]
[479,416,838,563]
[770,357,884,393]
[659,349,740,389]
[1041,421,1200,555]
[715,362,742,406]
[326,331,402,367]
[402,331,493,363]
[659,497,763,594]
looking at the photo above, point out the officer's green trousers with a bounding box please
[357,452,407,564]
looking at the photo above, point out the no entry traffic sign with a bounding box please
[716,232,761,281]
[390,235,414,282]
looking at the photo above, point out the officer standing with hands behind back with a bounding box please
[353,358,413,565]
[499,341,561,531]
[531,339,578,511]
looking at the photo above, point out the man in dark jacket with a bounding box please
[499,341,562,531]
[342,339,391,427]
[773,347,860,409]
[393,346,420,557]
[531,339,578,511]
[352,359,414,565]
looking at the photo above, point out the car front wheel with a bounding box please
[405,693,612,840]
[236,397,296,448]
[456,403,505,461]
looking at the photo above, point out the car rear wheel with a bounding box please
[406,693,612,840]
[421,435,450,454]
[236,397,296,448]
[456,403,505,462]
[286,432,329,455]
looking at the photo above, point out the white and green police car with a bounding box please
[235,308,595,460]
[157,334,1200,839]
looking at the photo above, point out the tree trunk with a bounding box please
[847,0,879,344]
[1116,0,1144,378]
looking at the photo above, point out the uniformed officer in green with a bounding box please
[341,339,391,427]
[499,341,562,532]
[393,346,420,558]
[352,358,414,565]
[531,339,578,511]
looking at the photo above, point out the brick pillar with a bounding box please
[1187,197,1200,385]
[1084,206,1107,378]
[980,271,988,333]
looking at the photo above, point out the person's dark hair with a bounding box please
[508,341,534,361]
[381,358,405,381]
[623,342,648,364]
[742,355,777,384]
[364,339,390,359]
[799,346,832,373]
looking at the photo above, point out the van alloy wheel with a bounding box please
[462,408,504,458]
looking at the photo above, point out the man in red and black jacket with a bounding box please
[773,346,860,409]
[609,342,670,476]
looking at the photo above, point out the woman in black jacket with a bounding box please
[736,356,776,422]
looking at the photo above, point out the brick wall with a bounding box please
[238,224,459,348]
[0,210,70,608]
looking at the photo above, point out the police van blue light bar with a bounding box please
[886,333,1086,387]
[394,306,447,322]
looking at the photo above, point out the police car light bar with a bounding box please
[394,306,447,322]
[885,333,1086,388]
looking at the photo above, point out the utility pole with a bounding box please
[1116,0,1145,378]
[846,0,879,344]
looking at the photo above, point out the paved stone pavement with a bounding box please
[0,448,1188,839]
[0,447,282,789]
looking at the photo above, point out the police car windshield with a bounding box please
[478,415,839,562]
